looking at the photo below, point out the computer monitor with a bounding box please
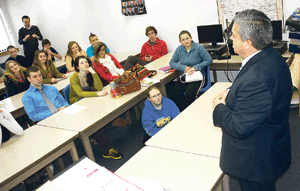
[197,24,224,48]
[271,20,283,41]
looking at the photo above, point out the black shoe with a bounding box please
[103,148,123,159]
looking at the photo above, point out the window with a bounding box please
[0,7,14,54]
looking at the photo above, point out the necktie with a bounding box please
[37,88,58,114]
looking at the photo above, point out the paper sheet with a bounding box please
[60,105,86,115]
[124,176,170,191]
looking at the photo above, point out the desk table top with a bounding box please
[0,125,78,187]
[115,146,223,191]
[146,82,232,158]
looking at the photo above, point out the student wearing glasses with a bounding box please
[141,86,180,144]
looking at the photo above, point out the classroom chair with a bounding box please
[200,65,212,93]
[63,84,70,104]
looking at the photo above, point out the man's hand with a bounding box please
[32,34,39,39]
[145,55,152,62]
[25,35,30,41]
[212,91,228,108]
[58,106,67,111]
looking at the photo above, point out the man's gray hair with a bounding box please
[234,9,273,50]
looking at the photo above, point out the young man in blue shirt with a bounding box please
[86,33,110,62]
[23,66,123,159]
[22,66,69,122]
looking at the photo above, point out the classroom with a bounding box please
[0,0,299,190]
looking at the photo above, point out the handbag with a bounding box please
[114,71,141,95]
[129,63,157,81]
[180,70,203,83]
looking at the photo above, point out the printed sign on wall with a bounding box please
[121,0,147,16]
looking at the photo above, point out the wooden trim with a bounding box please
[0,48,20,58]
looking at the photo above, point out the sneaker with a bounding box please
[103,148,123,159]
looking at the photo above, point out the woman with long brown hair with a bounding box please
[32,50,67,84]
[65,41,88,72]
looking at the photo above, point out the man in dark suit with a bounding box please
[18,15,43,65]
[212,9,292,191]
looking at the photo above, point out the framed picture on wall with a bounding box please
[121,0,147,16]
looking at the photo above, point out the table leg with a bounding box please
[160,81,167,97]
[69,141,79,162]
[213,70,217,83]
[58,157,65,170]
[221,174,230,191]
[45,165,53,179]
[134,105,140,120]
[125,111,132,125]
[81,134,96,162]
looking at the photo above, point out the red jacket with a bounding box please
[93,54,124,83]
[140,38,168,62]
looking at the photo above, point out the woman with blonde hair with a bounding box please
[33,50,67,84]
[3,60,30,96]
[65,41,88,72]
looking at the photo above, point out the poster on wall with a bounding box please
[121,0,147,16]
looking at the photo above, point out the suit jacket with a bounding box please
[213,46,292,182]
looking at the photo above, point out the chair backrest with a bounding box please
[200,65,211,92]
[63,84,70,104]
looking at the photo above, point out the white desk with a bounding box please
[0,125,79,191]
[115,146,224,191]
[112,51,140,63]
[146,82,232,157]
[53,60,66,69]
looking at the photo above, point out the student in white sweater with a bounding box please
[0,108,24,147]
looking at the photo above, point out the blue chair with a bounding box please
[200,65,211,93]
[5,91,9,98]
[63,84,70,104]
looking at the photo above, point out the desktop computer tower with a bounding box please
[204,44,228,59]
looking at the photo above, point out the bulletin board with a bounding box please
[217,0,284,29]
[121,0,147,16]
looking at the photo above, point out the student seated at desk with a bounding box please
[22,66,69,122]
[42,39,62,62]
[69,56,108,104]
[93,42,124,83]
[0,108,24,147]
[142,86,180,144]
[33,50,67,84]
[124,26,168,70]
[169,30,213,111]
[3,60,30,96]
[86,32,110,63]
[65,41,88,72]
[5,45,30,68]
[69,56,123,159]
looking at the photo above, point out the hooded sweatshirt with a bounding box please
[142,96,180,136]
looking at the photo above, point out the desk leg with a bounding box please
[81,134,96,162]
[221,174,230,191]
[213,70,217,83]
[134,105,140,120]
[45,165,53,179]
[58,157,65,170]
[69,141,79,162]
[160,81,167,97]
[125,111,132,125]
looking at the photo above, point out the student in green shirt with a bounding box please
[32,50,67,84]
[69,55,108,104]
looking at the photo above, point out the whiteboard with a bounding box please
[217,0,283,29]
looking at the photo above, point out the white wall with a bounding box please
[1,0,299,81]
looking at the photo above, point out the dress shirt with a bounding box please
[22,84,69,122]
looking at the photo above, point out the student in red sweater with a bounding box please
[93,42,124,83]
[123,26,168,70]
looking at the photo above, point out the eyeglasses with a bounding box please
[150,93,161,99]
